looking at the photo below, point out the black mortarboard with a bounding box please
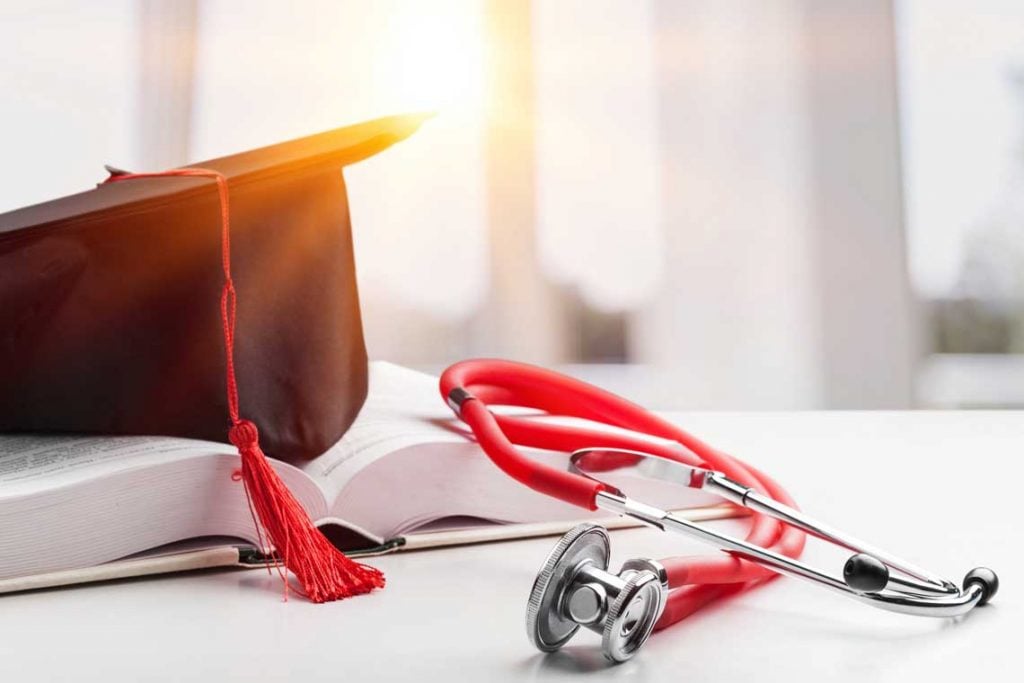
[0,113,428,601]
[0,114,426,460]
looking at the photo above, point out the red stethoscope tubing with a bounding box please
[440,359,807,630]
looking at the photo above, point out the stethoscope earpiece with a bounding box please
[526,524,667,663]
[843,553,890,592]
[963,567,999,606]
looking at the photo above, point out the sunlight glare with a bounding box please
[373,3,486,121]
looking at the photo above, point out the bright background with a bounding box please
[3,0,1024,409]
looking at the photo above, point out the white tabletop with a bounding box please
[0,411,1018,682]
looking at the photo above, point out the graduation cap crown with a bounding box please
[0,114,428,601]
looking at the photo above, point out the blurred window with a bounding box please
[897,0,1024,406]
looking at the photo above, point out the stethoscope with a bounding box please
[439,359,999,663]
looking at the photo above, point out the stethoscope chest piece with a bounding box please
[526,523,668,663]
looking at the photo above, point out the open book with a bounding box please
[0,363,734,593]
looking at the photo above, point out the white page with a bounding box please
[0,434,235,495]
[298,362,469,502]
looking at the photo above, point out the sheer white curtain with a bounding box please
[2,0,919,408]
[632,0,824,408]
[533,0,664,313]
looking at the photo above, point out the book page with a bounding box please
[0,435,328,580]
[0,434,235,494]
[298,362,468,501]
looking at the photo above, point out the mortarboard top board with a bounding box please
[0,113,429,464]
[0,112,429,233]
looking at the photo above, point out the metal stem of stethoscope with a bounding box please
[593,491,984,617]
[571,448,997,618]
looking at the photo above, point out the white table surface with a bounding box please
[0,411,1019,682]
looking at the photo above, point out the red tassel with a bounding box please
[229,420,385,602]
[104,167,384,602]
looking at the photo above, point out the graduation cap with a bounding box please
[0,113,428,602]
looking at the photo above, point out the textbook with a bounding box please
[0,363,734,593]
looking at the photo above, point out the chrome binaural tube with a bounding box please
[570,448,997,618]
[592,491,989,617]
[701,473,958,596]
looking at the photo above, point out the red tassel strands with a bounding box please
[104,168,385,602]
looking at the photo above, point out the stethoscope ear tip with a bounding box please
[843,553,890,593]
[963,567,999,606]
